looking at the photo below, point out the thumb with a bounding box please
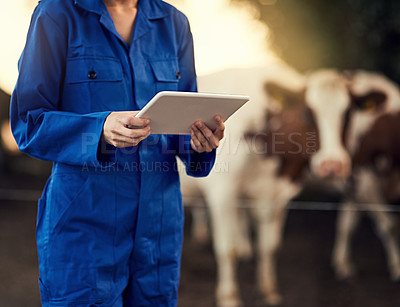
[214,115,225,139]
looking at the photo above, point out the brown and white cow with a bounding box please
[181,68,400,307]
[179,64,306,307]
[332,71,400,281]
[261,69,400,298]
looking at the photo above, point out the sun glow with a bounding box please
[166,0,279,75]
[0,0,36,94]
[0,0,279,95]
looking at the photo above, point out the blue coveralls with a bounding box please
[10,0,215,306]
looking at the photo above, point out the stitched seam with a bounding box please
[43,11,67,41]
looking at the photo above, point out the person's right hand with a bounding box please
[102,111,151,148]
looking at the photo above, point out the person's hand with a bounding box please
[103,111,151,148]
[190,115,225,153]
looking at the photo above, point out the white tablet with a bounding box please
[135,91,250,135]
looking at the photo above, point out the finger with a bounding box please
[109,131,148,145]
[121,115,150,128]
[195,121,219,149]
[109,125,151,146]
[131,129,152,145]
[120,125,152,139]
[213,114,225,139]
[113,140,138,148]
[192,125,209,148]
[190,138,203,153]
[192,125,213,152]
[191,129,203,149]
[113,130,152,148]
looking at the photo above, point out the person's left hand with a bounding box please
[190,115,225,153]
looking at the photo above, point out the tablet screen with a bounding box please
[135,91,250,134]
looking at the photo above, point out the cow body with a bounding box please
[180,65,305,306]
[333,73,400,280]
[265,69,400,284]
[265,69,400,296]
[182,68,400,306]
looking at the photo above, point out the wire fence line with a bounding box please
[182,195,400,212]
[0,189,42,202]
[1,189,399,213]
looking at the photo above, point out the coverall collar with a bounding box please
[74,0,169,42]
[73,0,170,19]
[73,0,103,15]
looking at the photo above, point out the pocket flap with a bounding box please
[149,59,179,83]
[65,57,123,84]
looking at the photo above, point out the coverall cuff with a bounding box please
[185,148,216,177]
[94,111,117,167]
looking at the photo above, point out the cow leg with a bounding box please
[190,204,210,245]
[206,189,241,307]
[353,168,400,281]
[332,202,360,279]
[250,177,299,305]
[251,200,287,305]
[365,205,400,281]
[180,177,210,244]
[234,207,253,260]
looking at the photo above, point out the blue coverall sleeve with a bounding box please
[10,8,111,166]
[174,14,216,177]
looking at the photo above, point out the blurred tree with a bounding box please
[234,0,400,83]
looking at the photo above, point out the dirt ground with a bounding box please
[0,175,400,307]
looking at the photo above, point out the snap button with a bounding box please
[176,71,181,80]
[88,71,97,80]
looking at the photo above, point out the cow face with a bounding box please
[263,69,392,180]
[246,81,317,182]
[305,70,352,178]
[344,71,399,156]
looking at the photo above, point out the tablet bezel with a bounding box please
[135,91,250,135]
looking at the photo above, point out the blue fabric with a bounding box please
[10,0,216,306]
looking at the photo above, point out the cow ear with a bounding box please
[264,81,305,110]
[351,91,387,112]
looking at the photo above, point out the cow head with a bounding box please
[344,70,400,156]
[304,70,352,178]
[262,69,394,180]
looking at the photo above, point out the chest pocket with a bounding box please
[65,57,123,83]
[63,57,127,112]
[149,59,180,93]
